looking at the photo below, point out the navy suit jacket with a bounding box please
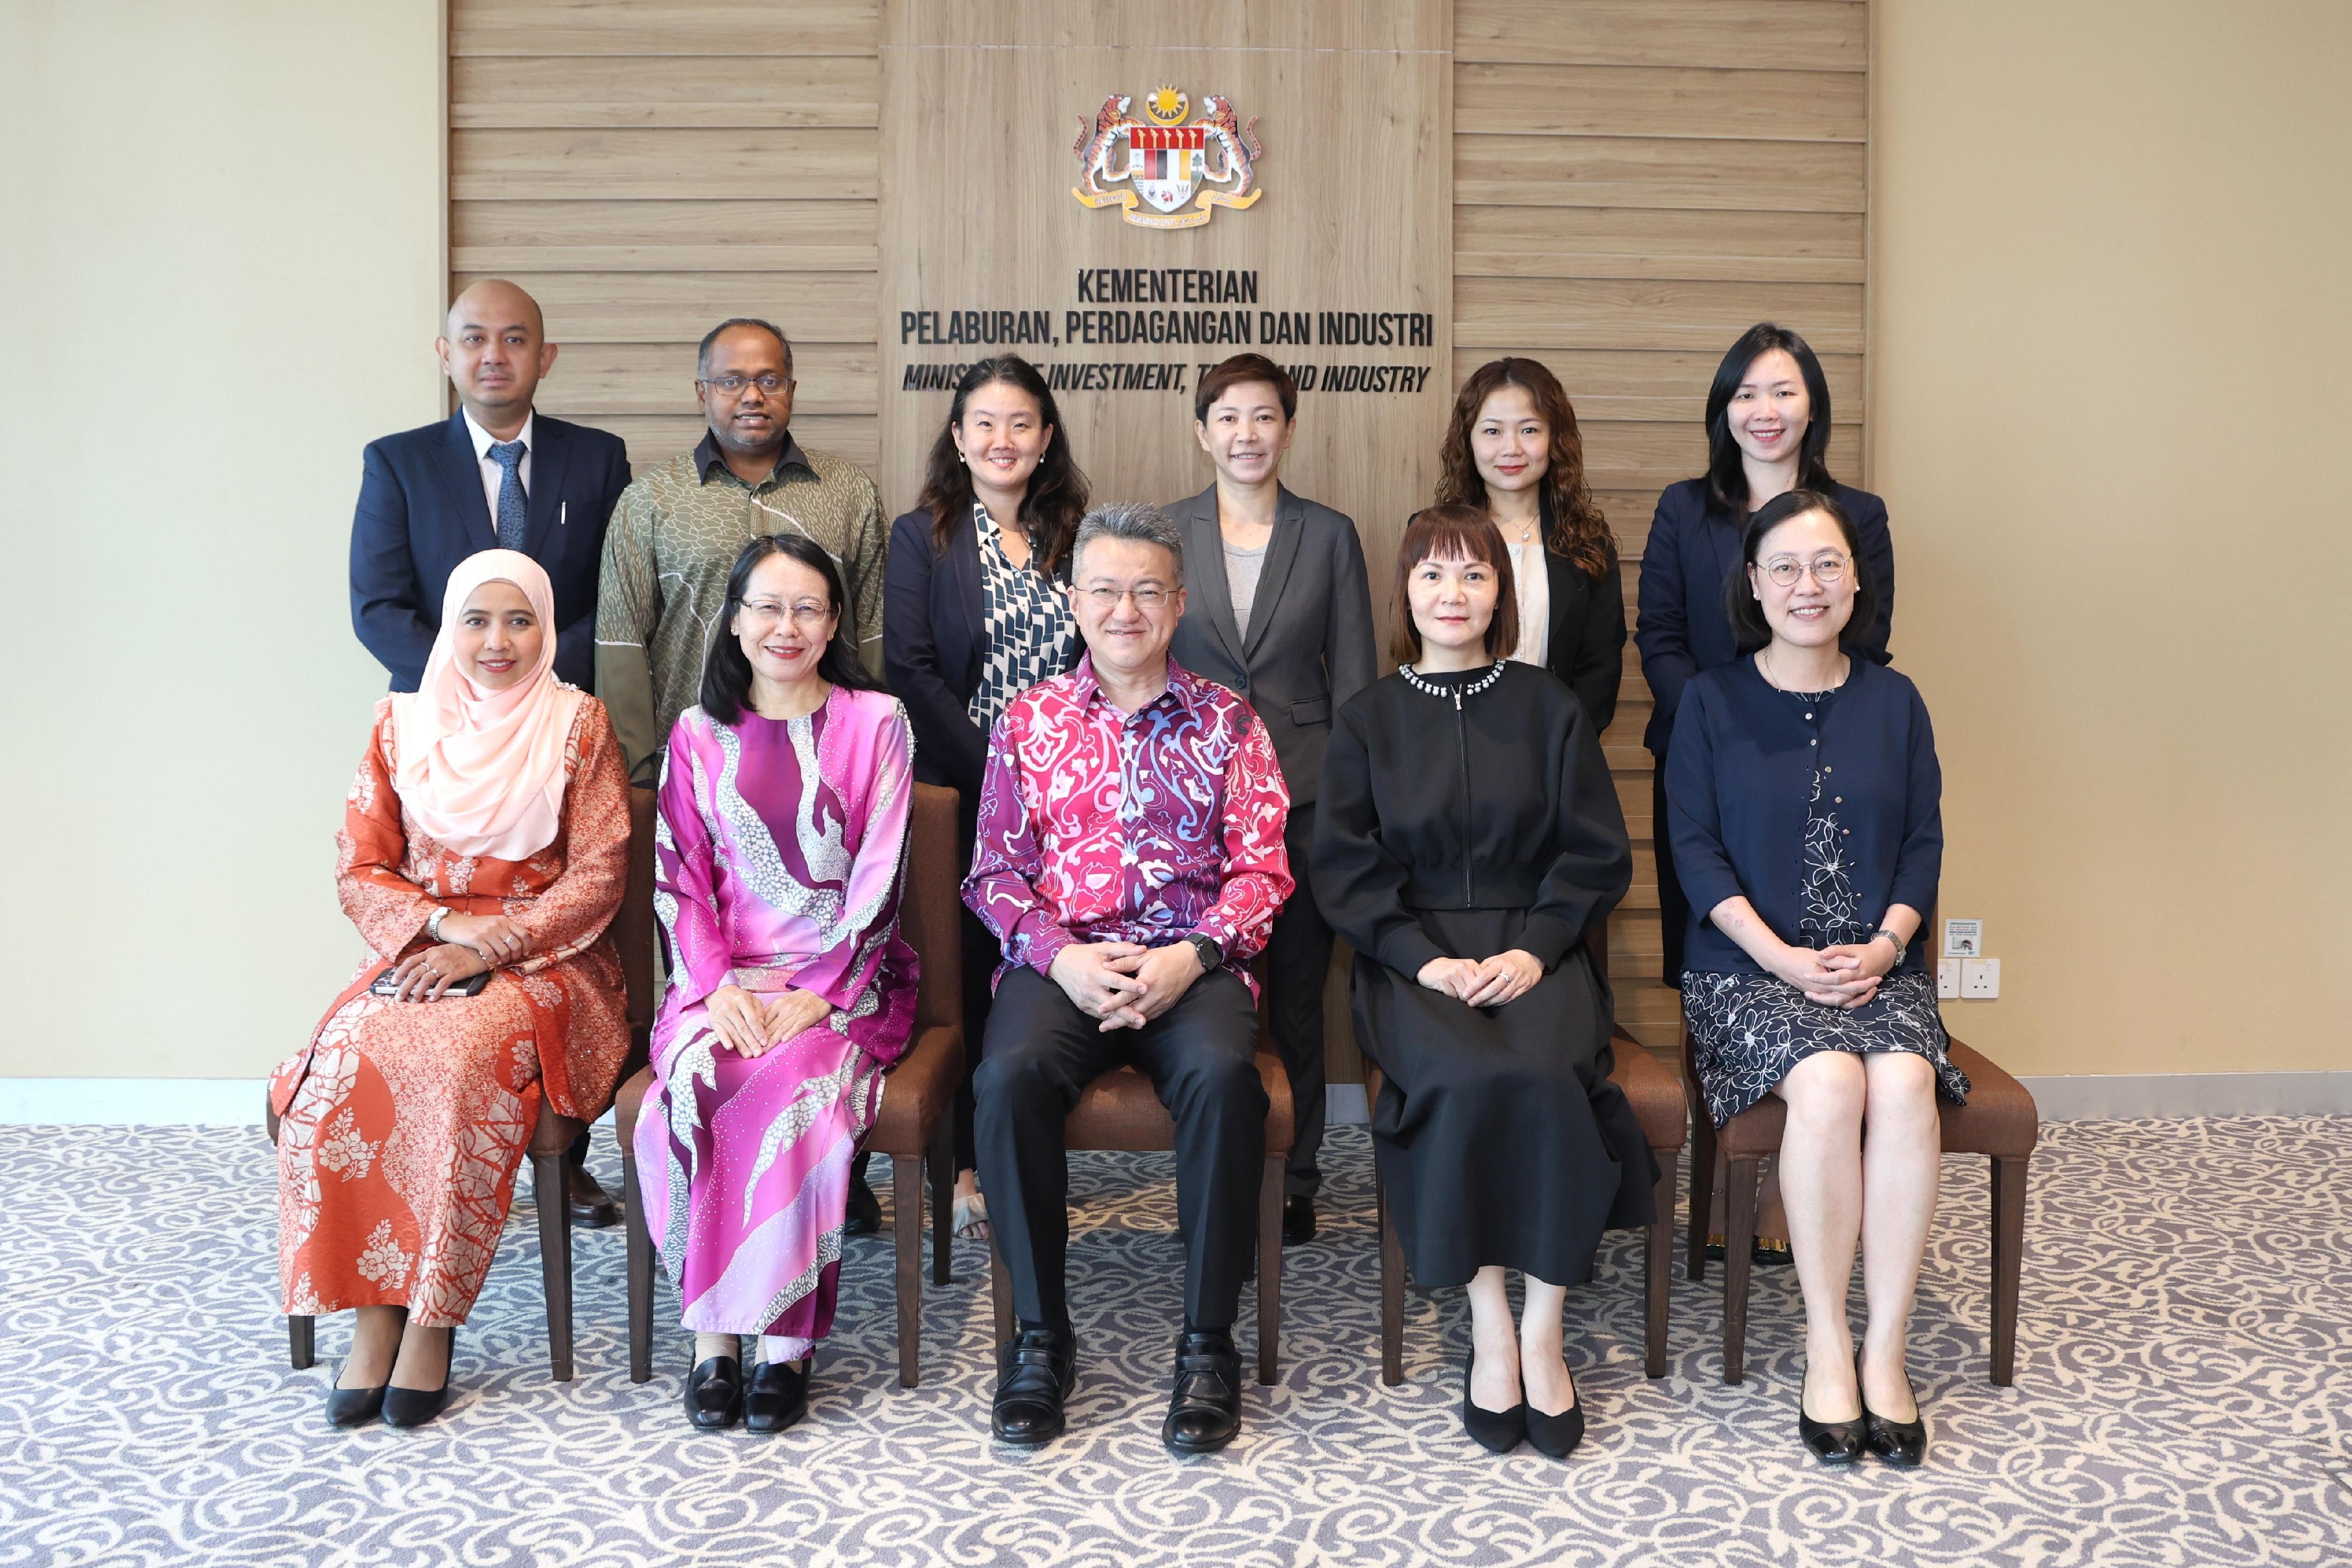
[349,409,631,691]
[1633,477,1895,757]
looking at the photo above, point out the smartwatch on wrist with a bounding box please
[1870,926,1907,964]
[1184,933,1224,974]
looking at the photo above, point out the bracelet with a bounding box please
[1870,926,1907,964]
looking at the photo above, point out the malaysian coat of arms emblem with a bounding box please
[1073,86,1262,230]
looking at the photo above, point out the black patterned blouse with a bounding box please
[967,503,1077,733]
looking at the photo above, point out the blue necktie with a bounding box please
[488,440,529,550]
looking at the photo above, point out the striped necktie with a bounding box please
[488,440,529,550]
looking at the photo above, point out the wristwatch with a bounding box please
[426,907,450,942]
[1869,926,1907,964]
[1184,933,1224,974]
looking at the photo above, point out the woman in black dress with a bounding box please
[883,355,1087,1239]
[1665,489,1964,1469]
[1428,356,1625,730]
[1314,504,1651,1460]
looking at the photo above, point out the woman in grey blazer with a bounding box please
[1164,352,1378,1245]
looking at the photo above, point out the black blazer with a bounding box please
[1165,484,1378,810]
[1537,543,1627,735]
[883,506,1078,798]
[1634,477,1895,757]
[349,409,630,691]
[1663,657,1940,978]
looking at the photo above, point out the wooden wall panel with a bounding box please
[446,0,881,477]
[1453,0,1872,1055]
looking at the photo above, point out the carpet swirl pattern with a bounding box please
[1,1118,2347,1567]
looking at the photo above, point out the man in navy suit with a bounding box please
[350,278,631,693]
[347,278,633,1226]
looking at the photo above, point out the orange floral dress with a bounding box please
[271,694,632,1326]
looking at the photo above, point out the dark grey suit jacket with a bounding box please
[1164,483,1378,808]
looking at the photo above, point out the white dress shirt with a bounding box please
[462,407,534,540]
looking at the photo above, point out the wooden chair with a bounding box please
[986,1002,1295,1386]
[274,783,661,1381]
[1681,955,2040,1384]
[1359,915,1690,1382]
[613,781,965,1388]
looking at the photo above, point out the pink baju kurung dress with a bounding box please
[632,686,920,1348]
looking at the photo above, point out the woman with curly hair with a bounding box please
[1428,356,1624,730]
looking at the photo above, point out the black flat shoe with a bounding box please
[1524,1363,1584,1459]
[844,1153,881,1236]
[684,1355,744,1430]
[1797,1363,1864,1466]
[382,1328,457,1430]
[1462,1349,1526,1456]
[1161,1329,1244,1455]
[326,1375,387,1428]
[991,1327,1077,1446]
[1281,1195,1317,1246]
[1858,1350,1927,1468]
[744,1356,811,1435]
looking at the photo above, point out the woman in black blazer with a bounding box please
[1165,352,1378,1246]
[1636,323,1897,991]
[883,355,1088,1239]
[1425,357,1625,730]
[1665,489,1962,1470]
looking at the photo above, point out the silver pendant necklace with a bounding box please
[1399,659,1508,711]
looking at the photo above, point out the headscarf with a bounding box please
[391,549,586,861]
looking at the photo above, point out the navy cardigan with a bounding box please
[1663,657,1941,978]
[1634,477,1896,757]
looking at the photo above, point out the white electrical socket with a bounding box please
[1937,959,1960,999]
[1960,958,2000,999]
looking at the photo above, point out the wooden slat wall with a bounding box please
[447,0,882,477]
[1453,0,1872,1050]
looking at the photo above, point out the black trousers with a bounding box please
[1652,761,1690,987]
[1264,804,1333,1198]
[974,964,1267,1333]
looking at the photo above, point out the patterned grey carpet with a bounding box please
[2,1118,2347,1567]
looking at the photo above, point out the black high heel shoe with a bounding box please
[382,1327,457,1429]
[1857,1349,1927,1467]
[327,1376,388,1427]
[1461,1349,1526,1456]
[1523,1360,1584,1460]
[1796,1362,1864,1466]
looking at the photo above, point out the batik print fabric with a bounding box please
[272,696,632,1326]
[962,654,1292,993]
[631,687,918,1340]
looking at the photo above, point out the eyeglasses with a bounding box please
[1759,554,1850,589]
[1074,585,1172,610]
[703,373,791,396]
[739,599,833,628]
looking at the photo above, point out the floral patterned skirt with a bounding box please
[1682,968,1969,1129]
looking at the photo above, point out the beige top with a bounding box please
[1505,538,1551,667]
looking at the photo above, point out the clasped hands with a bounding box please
[1770,938,1896,1009]
[1416,949,1544,1008]
[1050,940,1206,1032]
[383,912,532,1002]
[705,982,834,1058]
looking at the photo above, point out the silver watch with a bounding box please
[426,907,450,942]
[1870,926,1907,964]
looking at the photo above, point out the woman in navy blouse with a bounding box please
[1637,324,1896,987]
[883,355,1087,1241]
[1665,489,1965,1471]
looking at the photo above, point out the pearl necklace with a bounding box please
[1399,659,1508,710]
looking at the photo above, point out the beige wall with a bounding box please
[1872,1,2351,1076]
[4,1,2343,1082]
[0,2,445,1078]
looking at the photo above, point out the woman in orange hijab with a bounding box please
[271,550,632,1429]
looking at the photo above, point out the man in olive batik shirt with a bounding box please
[596,316,888,788]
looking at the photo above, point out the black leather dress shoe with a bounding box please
[1797,1366,1864,1466]
[1281,1195,1316,1246]
[1462,1349,1526,1455]
[327,1375,387,1428]
[991,1328,1077,1446]
[566,1164,621,1229]
[685,1356,745,1430]
[844,1154,881,1236]
[1858,1350,1927,1467]
[1161,1329,1244,1455]
[744,1357,811,1435]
